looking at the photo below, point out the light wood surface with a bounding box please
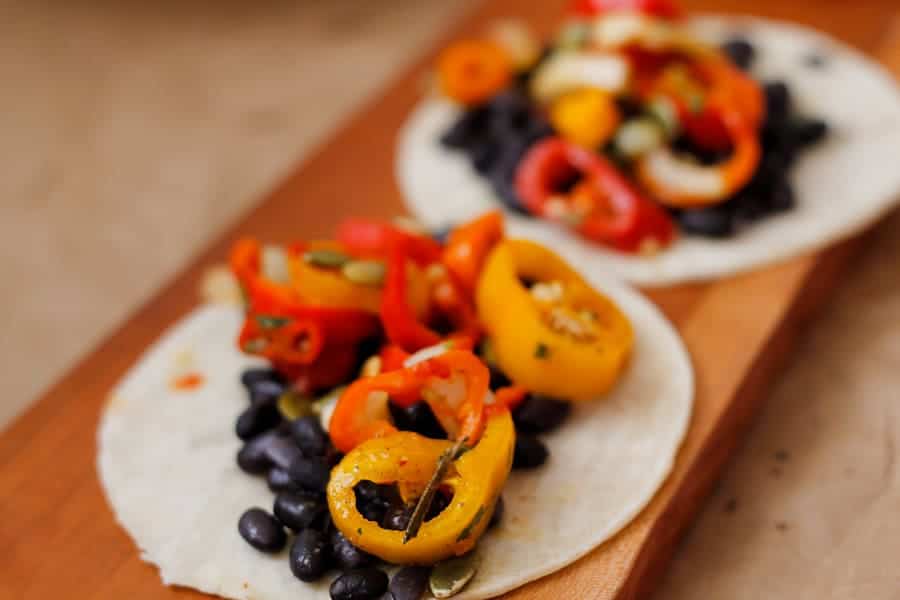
[1,1,899,599]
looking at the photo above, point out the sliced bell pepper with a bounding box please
[442,211,504,297]
[515,137,674,253]
[570,0,683,19]
[326,410,514,565]
[328,349,489,453]
[436,40,513,106]
[635,58,763,207]
[476,239,633,400]
[336,218,442,267]
[549,88,622,149]
[381,249,481,353]
[379,344,411,372]
[286,241,383,313]
[273,343,359,394]
[237,314,325,365]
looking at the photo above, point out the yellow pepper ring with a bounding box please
[289,241,430,317]
[549,88,621,150]
[475,239,633,400]
[327,412,514,565]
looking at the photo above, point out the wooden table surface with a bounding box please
[2,0,899,598]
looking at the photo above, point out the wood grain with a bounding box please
[1,1,898,599]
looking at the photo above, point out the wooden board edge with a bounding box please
[616,236,866,599]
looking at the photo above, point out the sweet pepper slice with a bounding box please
[329,349,490,453]
[327,410,514,565]
[515,137,674,252]
[476,239,633,400]
[337,218,442,267]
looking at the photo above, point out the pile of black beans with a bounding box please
[234,366,509,600]
[484,353,572,470]
[440,89,554,214]
[439,37,829,240]
[673,37,830,238]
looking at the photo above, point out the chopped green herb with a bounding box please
[303,249,349,268]
[534,343,551,359]
[357,527,363,536]
[456,506,486,542]
[242,338,267,353]
[255,314,290,330]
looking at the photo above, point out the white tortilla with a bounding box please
[98,266,693,599]
[398,17,900,286]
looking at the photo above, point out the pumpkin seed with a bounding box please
[360,355,382,378]
[342,260,386,286]
[429,553,479,598]
[277,392,313,420]
[262,245,290,282]
[303,249,349,269]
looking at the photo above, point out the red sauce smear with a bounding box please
[171,372,205,391]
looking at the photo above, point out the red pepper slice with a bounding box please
[442,211,504,296]
[494,385,528,412]
[515,137,675,253]
[379,344,412,372]
[382,248,482,352]
[238,314,326,365]
[382,249,443,352]
[336,219,442,267]
[274,344,359,394]
[329,350,489,453]
[247,276,379,346]
[569,0,683,19]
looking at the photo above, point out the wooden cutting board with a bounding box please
[2,1,898,598]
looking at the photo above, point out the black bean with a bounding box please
[330,568,389,600]
[238,508,286,553]
[677,206,735,238]
[513,394,571,434]
[236,430,279,474]
[267,467,299,492]
[488,90,531,118]
[764,81,791,123]
[788,117,828,147]
[263,435,302,470]
[431,227,453,245]
[487,364,512,392]
[425,492,451,522]
[471,141,500,175]
[513,435,549,470]
[769,178,796,212]
[274,491,325,532]
[489,496,505,529]
[290,415,329,457]
[440,108,489,150]
[381,505,413,531]
[240,367,284,390]
[236,402,281,441]
[720,37,756,70]
[389,566,431,600]
[388,402,447,439]
[248,379,285,405]
[330,528,374,569]
[288,456,331,493]
[289,528,330,582]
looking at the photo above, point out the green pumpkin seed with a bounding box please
[303,249,349,269]
[277,392,313,420]
[429,553,479,598]
[342,260,386,286]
